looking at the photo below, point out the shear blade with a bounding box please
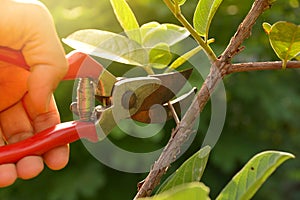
[136,68,193,112]
[132,87,196,124]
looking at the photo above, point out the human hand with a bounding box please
[0,0,69,187]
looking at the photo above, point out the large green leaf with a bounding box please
[157,146,211,194]
[141,22,190,48]
[266,21,300,69]
[216,151,295,200]
[140,182,210,200]
[149,43,172,69]
[166,38,214,72]
[110,0,141,43]
[193,0,223,40]
[63,29,147,66]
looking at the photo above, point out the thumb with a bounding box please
[27,64,67,115]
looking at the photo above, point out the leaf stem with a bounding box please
[163,0,217,63]
[144,65,155,75]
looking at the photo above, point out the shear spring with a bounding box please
[76,78,95,121]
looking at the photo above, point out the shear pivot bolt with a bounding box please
[122,90,137,109]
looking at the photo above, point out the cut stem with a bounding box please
[167,101,180,125]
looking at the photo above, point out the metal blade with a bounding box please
[136,68,193,112]
[131,87,197,123]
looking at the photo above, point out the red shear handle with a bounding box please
[0,121,98,165]
[0,46,104,80]
[0,47,29,69]
[64,51,104,80]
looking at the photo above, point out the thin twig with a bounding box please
[134,0,274,199]
[228,61,300,74]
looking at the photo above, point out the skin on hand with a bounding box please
[0,0,69,187]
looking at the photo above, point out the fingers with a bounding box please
[16,156,44,180]
[22,2,68,114]
[24,94,61,131]
[0,65,29,112]
[24,94,70,170]
[0,128,17,187]
[0,97,70,188]
[0,164,17,187]
[0,101,44,187]
[43,145,69,170]
[0,101,33,145]
[27,64,67,115]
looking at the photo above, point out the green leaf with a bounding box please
[110,0,141,43]
[149,43,172,69]
[216,150,295,200]
[140,22,161,40]
[63,29,147,66]
[262,22,271,34]
[140,182,210,200]
[157,146,211,194]
[141,23,190,48]
[166,38,214,72]
[193,0,223,40]
[267,21,300,69]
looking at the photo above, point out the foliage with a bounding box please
[193,0,223,40]
[63,0,190,74]
[140,182,210,200]
[63,0,297,198]
[157,146,211,194]
[263,21,300,69]
[216,151,294,200]
[140,146,293,200]
[1,0,300,200]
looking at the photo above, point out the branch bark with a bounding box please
[134,0,275,198]
[228,61,300,73]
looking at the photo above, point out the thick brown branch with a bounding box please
[134,0,273,198]
[228,61,300,73]
[220,0,272,64]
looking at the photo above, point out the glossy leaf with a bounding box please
[110,0,141,43]
[216,151,295,200]
[262,22,271,34]
[193,0,223,40]
[140,22,161,40]
[140,182,210,200]
[141,23,190,48]
[149,43,172,69]
[63,29,147,66]
[157,146,211,194]
[167,46,203,72]
[267,21,300,69]
[167,38,214,72]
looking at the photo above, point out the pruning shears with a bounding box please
[0,47,195,164]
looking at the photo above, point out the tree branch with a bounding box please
[134,0,274,198]
[228,61,300,74]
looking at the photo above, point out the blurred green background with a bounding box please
[1,0,300,199]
